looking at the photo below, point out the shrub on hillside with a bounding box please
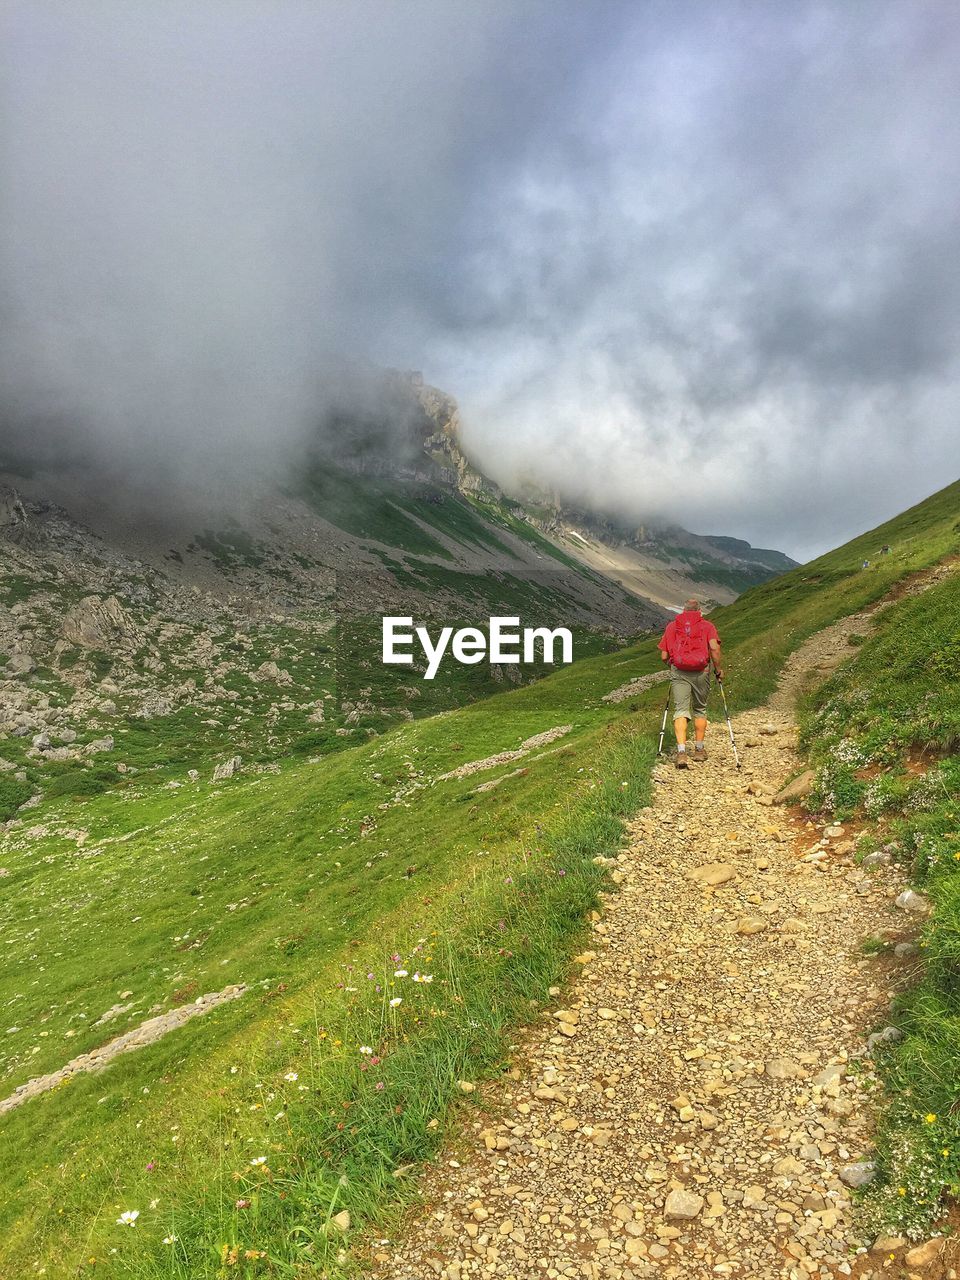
[0,776,31,821]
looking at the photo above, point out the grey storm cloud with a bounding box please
[1,1,959,556]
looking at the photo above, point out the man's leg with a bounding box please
[692,670,710,758]
[671,674,693,767]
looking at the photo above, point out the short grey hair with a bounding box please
[685,597,699,610]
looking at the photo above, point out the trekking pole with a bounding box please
[716,676,741,769]
[656,689,671,756]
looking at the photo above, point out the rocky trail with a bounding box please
[372,604,953,1280]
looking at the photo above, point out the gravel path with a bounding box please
[372,615,924,1280]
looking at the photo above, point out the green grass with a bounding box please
[190,530,268,572]
[796,560,960,1239]
[0,775,31,820]
[295,465,455,559]
[462,494,587,571]
[0,475,958,1275]
[0,654,658,1277]
[646,540,776,594]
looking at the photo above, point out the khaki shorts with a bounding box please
[670,666,711,721]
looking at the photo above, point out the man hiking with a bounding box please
[658,598,723,769]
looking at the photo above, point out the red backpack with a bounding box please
[670,612,710,672]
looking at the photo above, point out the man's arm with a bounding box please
[709,637,723,679]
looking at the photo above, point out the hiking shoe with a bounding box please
[674,751,689,769]
[692,747,708,762]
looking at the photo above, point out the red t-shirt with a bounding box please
[659,611,719,661]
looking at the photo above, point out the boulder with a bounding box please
[213,756,242,781]
[5,653,35,677]
[60,595,139,650]
[136,694,173,719]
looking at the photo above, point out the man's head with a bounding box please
[684,597,700,612]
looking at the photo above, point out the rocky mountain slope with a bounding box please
[0,373,794,812]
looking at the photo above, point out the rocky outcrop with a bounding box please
[0,487,28,542]
[60,595,140,650]
[212,755,242,781]
[0,984,247,1115]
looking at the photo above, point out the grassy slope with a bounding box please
[1,478,958,1277]
[798,565,960,1239]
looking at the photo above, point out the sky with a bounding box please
[1,2,958,559]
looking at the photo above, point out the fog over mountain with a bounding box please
[2,2,958,559]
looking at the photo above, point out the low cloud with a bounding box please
[2,3,958,557]
[430,3,960,559]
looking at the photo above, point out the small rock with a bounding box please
[904,1239,944,1267]
[773,769,816,805]
[758,724,778,736]
[690,862,737,887]
[862,851,892,869]
[895,889,931,915]
[866,1026,903,1054]
[664,1188,704,1219]
[765,1057,806,1081]
[839,1161,876,1188]
[736,915,768,935]
[870,1234,906,1253]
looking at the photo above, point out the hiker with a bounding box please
[658,598,723,769]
